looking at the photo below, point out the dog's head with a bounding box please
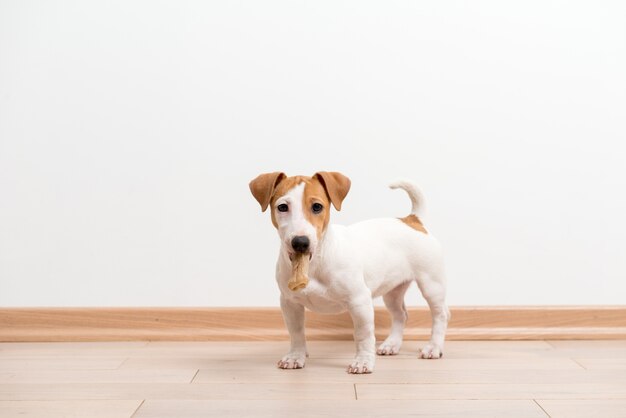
[249,172,350,259]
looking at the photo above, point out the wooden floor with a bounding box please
[1,340,625,417]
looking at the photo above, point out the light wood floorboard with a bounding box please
[547,340,626,349]
[0,369,197,384]
[193,368,626,384]
[133,400,547,418]
[0,342,148,357]
[0,400,142,418]
[0,383,355,401]
[355,383,626,400]
[0,357,125,371]
[574,357,626,370]
[537,399,626,418]
[0,340,624,417]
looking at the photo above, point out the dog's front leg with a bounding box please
[347,294,376,374]
[277,295,307,369]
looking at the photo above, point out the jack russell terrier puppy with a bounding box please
[249,172,449,374]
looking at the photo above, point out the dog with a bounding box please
[249,172,449,374]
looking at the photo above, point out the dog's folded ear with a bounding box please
[313,172,351,211]
[249,172,287,212]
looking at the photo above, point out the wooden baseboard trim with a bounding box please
[1,306,625,341]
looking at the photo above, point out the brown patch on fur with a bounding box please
[399,214,428,234]
[303,176,332,240]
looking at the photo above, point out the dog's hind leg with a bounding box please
[416,271,449,359]
[377,281,411,356]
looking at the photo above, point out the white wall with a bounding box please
[1,0,625,307]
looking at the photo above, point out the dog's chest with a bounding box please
[287,278,347,314]
[278,262,347,314]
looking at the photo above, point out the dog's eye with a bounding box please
[312,203,323,214]
[277,203,289,212]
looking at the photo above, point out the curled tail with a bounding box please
[388,179,426,218]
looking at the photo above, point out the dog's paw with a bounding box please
[347,356,375,374]
[419,343,443,359]
[277,352,306,369]
[377,339,402,356]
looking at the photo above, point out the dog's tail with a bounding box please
[389,179,426,218]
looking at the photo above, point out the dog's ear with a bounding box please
[313,171,351,211]
[249,172,286,212]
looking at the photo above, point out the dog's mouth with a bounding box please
[288,252,313,262]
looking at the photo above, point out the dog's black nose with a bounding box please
[291,236,310,253]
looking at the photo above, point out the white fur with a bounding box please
[274,183,319,259]
[274,180,449,373]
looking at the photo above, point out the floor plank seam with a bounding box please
[116,358,129,370]
[130,399,145,418]
[544,340,557,349]
[532,400,551,418]
[190,369,200,384]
